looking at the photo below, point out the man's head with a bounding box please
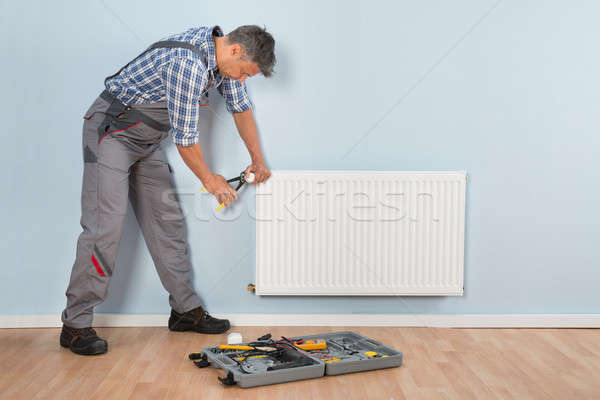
[215,25,276,83]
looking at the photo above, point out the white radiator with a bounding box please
[255,171,466,296]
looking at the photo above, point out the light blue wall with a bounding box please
[1,0,598,316]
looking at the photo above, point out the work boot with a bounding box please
[168,306,231,334]
[60,325,108,355]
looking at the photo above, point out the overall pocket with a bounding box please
[110,103,170,144]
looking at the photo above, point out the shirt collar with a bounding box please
[203,25,223,72]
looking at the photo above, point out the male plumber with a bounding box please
[60,25,275,355]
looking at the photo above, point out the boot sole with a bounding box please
[169,319,231,334]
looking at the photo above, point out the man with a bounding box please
[60,25,275,355]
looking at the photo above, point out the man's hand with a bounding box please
[176,144,239,208]
[245,160,271,184]
[203,174,238,208]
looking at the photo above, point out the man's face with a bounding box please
[219,44,261,84]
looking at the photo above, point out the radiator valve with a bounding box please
[247,283,256,293]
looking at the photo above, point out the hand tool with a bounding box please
[219,344,278,352]
[200,171,255,211]
[291,340,327,350]
[265,348,316,371]
[364,351,389,358]
[329,339,359,355]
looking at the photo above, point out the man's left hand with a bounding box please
[245,160,271,184]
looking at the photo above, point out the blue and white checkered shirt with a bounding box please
[105,26,252,146]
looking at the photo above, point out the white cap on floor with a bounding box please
[227,332,243,344]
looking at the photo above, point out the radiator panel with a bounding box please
[256,171,466,296]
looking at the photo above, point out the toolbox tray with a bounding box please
[200,343,324,388]
[196,331,402,388]
[288,331,403,376]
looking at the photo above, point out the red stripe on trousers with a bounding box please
[99,121,142,144]
[91,254,105,277]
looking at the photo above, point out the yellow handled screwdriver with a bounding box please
[219,344,277,352]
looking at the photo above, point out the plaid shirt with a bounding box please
[105,26,252,146]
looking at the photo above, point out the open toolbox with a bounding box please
[189,331,403,388]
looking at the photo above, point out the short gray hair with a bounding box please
[226,25,276,77]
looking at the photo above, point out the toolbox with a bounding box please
[190,331,403,388]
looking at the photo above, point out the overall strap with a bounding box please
[104,40,203,86]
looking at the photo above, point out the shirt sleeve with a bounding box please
[217,78,253,113]
[160,58,207,146]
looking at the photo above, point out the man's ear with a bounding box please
[230,44,243,58]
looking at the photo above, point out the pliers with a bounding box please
[201,170,255,211]
[227,171,253,191]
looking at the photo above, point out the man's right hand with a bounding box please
[175,143,238,208]
[203,174,238,208]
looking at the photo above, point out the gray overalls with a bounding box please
[62,41,208,328]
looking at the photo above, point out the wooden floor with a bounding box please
[0,326,599,399]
